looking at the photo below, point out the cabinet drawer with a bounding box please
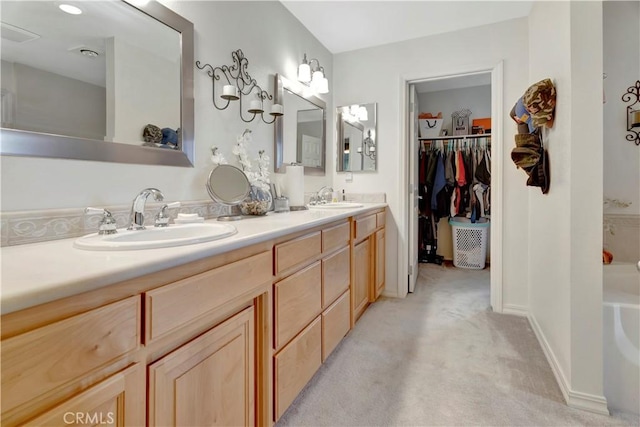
[274,316,321,421]
[322,246,350,308]
[145,251,271,342]
[275,231,321,274]
[376,211,386,228]
[22,363,144,427]
[1,296,140,415]
[322,290,350,362]
[274,262,322,349]
[355,214,376,241]
[322,222,350,254]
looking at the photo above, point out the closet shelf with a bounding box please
[419,134,491,141]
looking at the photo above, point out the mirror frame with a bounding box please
[336,102,378,173]
[0,0,195,167]
[273,73,326,176]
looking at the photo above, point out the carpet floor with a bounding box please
[277,263,639,426]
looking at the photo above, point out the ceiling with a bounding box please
[1,1,180,87]
[280,1,533,54]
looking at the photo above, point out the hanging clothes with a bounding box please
[418,136,491,258]
[430,153,446,211]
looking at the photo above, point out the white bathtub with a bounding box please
[603,262,640,415]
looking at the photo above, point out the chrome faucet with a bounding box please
[128,188,164,230]
[317,186,334,204]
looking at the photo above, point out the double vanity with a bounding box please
[1,203,386,426]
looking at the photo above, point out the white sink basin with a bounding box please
[74,223,237,251]
[307,202,364,209]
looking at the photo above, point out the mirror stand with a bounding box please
[206,165,251,221]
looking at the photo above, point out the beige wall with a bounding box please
[603,1,640,216]
[333,18,529,304]
[528,0,607,412]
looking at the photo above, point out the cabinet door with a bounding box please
[374,229,386,300]
[23,363,144,427]
[353,239,370,322]
[322,290,350,362]
[274,317,322,421]
[148,307,255,427]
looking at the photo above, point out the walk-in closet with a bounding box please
[410,73,492,292]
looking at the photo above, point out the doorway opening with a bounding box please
[400,63,504,312]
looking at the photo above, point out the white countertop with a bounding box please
[0,203,386,315]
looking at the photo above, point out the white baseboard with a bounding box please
[381,289,399,298]
[528,314,610,416]
[501,303,528,317]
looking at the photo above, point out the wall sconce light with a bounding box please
[622,80,640,145]
[196,49,283,124]
[298,53,329,94]
[341,105,368,123]
[363,129,376,160]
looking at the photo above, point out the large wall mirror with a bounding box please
[274,74,326,175]
[0,0,194,167]
[337,103,377,172]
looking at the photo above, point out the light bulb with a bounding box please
[358,106,368,121]
[318,77,329,94]
[298,63,311,83]
[311,70,323,90]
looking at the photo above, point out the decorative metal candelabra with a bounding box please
[196,49,283,124]
[622,80,640,146]
[363,130,376,160]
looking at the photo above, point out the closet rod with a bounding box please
[419,134,491,141]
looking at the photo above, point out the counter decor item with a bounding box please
[284,163,306,210]
[231,129,273,215]
[240,186,272,216]
[174,213,205,224]
[208,129,272,219]
[273,197,290,213]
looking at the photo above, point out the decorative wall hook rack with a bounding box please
[622,80,640,145]
[196,49,283,124]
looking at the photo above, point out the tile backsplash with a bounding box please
[603,214,640,263]
[0,199,233,247]
[0,193,386,247]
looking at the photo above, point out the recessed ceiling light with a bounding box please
[127,0,150,6]
[80,49,99,58]
[58,4,83,15]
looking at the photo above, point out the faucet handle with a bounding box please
[155,202,181,227]
[85,207,118,235]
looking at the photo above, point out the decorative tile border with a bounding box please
[0,193,386,247]
[302,192,386,204]
[603,214,639,263]
[0,199,233,247]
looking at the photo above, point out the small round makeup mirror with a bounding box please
[206,165,251,221]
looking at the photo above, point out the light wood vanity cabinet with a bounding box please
[353,238,371,322]
[374,228,386,300]
[1,296,142,426]
[352,209,387,321]
[1,248,272,427]
[1,207,385,427]
[272,219,353,422]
